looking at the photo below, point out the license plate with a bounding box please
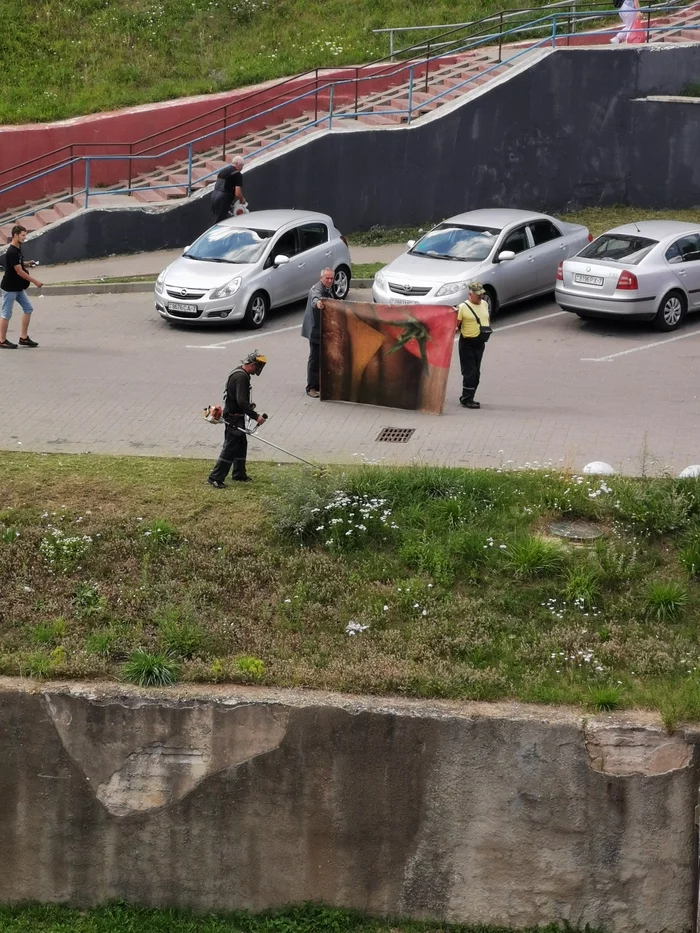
[167,302,198,314]
[389,297,416,305]
[573,273,604,287]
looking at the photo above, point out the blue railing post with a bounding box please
[83,159,90,210]
[551,13,557,48]
[407,66,414,125]
[187,143,193,197]
[328,84,334,129]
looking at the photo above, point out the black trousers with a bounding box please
[208,422,248,481]
[458,335,486,401]
[306,339,320,391]
[211,192,231,224]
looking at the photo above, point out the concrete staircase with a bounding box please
[2,3,699,242]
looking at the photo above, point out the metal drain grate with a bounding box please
[376,427,416,443]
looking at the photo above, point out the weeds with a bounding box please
[643,581,689,622]
[504,536,565,579]
[588,685,623,712]
[122,649,180,687]
[157,609,206,658]
[563,565,601,609]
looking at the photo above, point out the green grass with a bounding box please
[0,902,584,933]
[0,0,610,124]
[3,452,700,722]
[681,82,700,97]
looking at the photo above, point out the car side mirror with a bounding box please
[407,239,416,249]
[182,245,192,254]
[273,254,290,267]
[496,250,516,263]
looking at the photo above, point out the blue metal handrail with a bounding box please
[1,3,696,223]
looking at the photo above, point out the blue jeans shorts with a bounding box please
[1,289,33,320]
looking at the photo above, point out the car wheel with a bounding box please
[243,291,269,329]
[483,287,499,319]
[333,265,351,299]
[653,290,686,332]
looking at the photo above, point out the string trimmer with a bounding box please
[202,407,318,468]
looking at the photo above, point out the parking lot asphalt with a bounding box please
[1,287,699,475]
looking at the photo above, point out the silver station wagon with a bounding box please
[556,221,700,331]
[155,209,352,328]
[372,208,590,316]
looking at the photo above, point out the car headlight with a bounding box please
[155,270,166,294]
[374,271,386,289]
[210,276,242,300]
[436,281,468,297]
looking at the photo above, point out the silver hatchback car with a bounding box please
[555,221,700,331]
[372,208,590,316]
[155,209,352,328]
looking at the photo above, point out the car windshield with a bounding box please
[578,234,658,265]
[411,224,500,262]
[185,226,274,263]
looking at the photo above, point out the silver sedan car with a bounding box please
[155,209,352,328]
[555,221,700,331]
[372,208,590,316]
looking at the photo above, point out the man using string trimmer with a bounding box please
[207,350,267,488]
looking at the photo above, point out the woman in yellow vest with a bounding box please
[455,281,491,410]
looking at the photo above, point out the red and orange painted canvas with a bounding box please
[320,300,455,415]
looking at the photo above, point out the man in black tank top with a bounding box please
[210,155,246,224]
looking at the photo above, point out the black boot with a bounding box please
[231,459,252,482]
[208,458,231,487]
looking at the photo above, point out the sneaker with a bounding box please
[207,478,227,489]
[306,388,320,398]
[460,398,481,409]
[18,336,39,347]
[0,339,18,349]
[610,35,621,44]
[231,474,252,483]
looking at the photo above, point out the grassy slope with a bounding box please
[1,0,573,123]
[2,452,700,726]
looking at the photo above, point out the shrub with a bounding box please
[158,610,206,659]
[614,480,693,536]
[643,581,689,622]
[39,528,92,572]
[30,618,66,646]
[143,518,178,548]
[122,649,179,687]
[504,536,565,579]
[0,525,19,544]
[235,655,265,681]
[563,565,601,609]
[73,582,107,618]
[589,685,623,712]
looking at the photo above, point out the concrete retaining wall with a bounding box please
[0,678,698,932]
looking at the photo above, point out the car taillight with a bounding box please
[617,270,638,290]
[587,233,593,242]
[340,235,348,246]
[556,261,563,281]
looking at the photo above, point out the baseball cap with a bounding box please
[468,281,485,296]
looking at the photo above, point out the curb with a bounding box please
[41,278,376,297]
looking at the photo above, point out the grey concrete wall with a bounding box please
[7,44,700,265]
[0,678,698,932]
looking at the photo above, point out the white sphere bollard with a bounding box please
[582,461,616,476]
[679,465,700,478]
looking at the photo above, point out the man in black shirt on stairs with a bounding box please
[210,155,246,224]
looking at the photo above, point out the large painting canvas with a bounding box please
[320,300,455,414]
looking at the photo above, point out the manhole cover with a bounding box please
[548,520,605,542]
[376,427,415,443]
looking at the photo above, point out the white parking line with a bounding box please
[186,323,301,349]
[494,311,567,331]
[188,308,566,350]
[581,327,700,362]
